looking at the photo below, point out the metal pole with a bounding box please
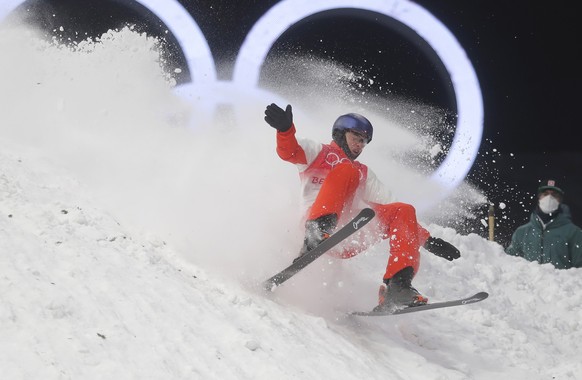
[488,204,495,241]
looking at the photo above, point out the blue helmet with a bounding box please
[332,113,373,143]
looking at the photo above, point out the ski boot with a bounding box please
[374,266,428,311]
[294,213,338,262]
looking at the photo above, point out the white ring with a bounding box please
[233,0,483,198]
[134,0,216,83]
[0,1,23,18]
[0,0,217,83]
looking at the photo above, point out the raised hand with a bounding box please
[264,103,293,132]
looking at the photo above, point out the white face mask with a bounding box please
[539,195,560,214]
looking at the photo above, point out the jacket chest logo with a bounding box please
[317,152,364,181]
[324,152,350,168]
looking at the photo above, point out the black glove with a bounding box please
[264,103,293,132]
[423,236,461,261]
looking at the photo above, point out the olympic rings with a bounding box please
[233,0,483,195]
[325,153,365,180]
[1,0,483,207]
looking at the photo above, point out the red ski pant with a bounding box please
[307,162,430,280]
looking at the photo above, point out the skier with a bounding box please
[264,103,461,311]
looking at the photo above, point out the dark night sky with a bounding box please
[190,0,582,245]
[180,1,582,246]
[14,0,582,245]
[412,1,581,244]
[420,1,579,151]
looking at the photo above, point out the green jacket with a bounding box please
[506,205,582,269]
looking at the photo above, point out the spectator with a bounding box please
[506,179,582,268]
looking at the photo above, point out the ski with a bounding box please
[263,208,375,292]
[350,291,489,316]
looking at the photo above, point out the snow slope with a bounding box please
[1,25,581,380]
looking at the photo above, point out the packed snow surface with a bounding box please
[1,25,580,380]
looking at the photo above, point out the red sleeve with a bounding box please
[417,225,430,246]
[276,124,307,165]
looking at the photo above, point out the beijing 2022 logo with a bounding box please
[0,0,483,200]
